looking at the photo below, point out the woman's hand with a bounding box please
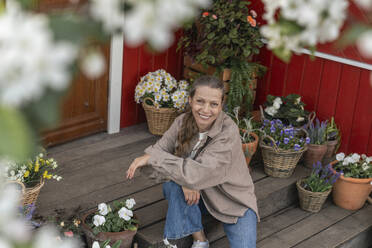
[182,186,200,205]
[126,154,150,179]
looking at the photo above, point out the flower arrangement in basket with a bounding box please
[4,151,62,206]
[261,94,312,127]
[260,119,309,178]
[297,161,341,213]
[135,69,189,135]
[331,153,372,210]
[81,198,138,248]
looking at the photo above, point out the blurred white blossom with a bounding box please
[0,4,77,107]
[261,0,348,59]
[81,51,106,79]
[356,31,372,58]
[353,0,372,9]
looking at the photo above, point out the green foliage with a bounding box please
[224,60,266,117]
[227,106,261,143]
[325,117,340,141]
[307,118,327,145]
[263,94,309,127]
[334,153,372,179]
[178,0,264,68]
[302,162,340,192]
[101,240,122,248]
[0,106,34,161]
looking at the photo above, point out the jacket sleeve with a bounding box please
[149,114,183,154]
[144,133,233,190]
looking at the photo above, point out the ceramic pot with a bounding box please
[323,140,338,160]
[81,209,137,248]
[303,144,327,168]
[331,161,372,210]
[242,132,259,168]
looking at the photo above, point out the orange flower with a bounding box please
[202,12,209,17]
[247,15,256,27]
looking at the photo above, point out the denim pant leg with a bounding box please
[162,181,204,239]
[223,208,257,248]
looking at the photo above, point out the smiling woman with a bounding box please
[127,76,259,248]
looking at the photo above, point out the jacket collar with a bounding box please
[206,111,225,139]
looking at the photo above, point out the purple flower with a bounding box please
[294,144,301,151]
[305,137,310,144]
[280,130,284,135]
[270,120,275,126]
[284,137,289,144]
[284,129,290,135]
[275,119,283,125]
[263,119,269,127]
[270,126,276,133]
[276,141,280,146]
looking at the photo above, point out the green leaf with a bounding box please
[338,24,371,47]
[0,106,33,161]
[207,32,215,40]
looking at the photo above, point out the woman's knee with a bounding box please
[162,181,183,199]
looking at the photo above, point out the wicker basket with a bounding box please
[260,135,307,178]
[142,97,178,135]
[296,179,331,213]
[23,179,45,206]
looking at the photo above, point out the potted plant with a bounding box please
[331,153,372,210]
[5,150,62,206]
[323,117,341,161]
[261,94,313,128]
[303,118,328,168]
[135,69,189,135]
[81,199,139,248]
[260,119,309,178]
[228,107,260,169]
[178,0,266,117]
[297,161,341,213]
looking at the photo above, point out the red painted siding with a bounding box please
[121,31,184,128]
[255,47,372,154]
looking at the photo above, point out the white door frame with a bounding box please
[107,33,124,134]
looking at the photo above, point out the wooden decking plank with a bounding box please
[256,165,310,218]
[48,124,154,166]
[257,204,355,248]
[136,200,168,229]
[48,123,150,154]
[293,204,372,248]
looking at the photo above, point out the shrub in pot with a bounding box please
[323,117,341,162]
[81,199,138,248]
[297,161,341,213]
[228,107,260,169]
[331,153,372,210]
[303,118,328,168]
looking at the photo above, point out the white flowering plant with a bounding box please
[260,0,349,62]
[135,69,189,110]
[263,94,309,127]
[4,151,62,188]
[333,152,372,179]
[89,198,138,235]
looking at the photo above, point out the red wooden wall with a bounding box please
[121,31,184,127]
[254,48,372,155]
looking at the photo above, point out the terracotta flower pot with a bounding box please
[323,139,338,160]
[330,161,372,210]
[242,132,259,168]
[81,209,137,248]
[303,144,327,168]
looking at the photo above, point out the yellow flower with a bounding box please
[34,161,39,172]
[43,170,48,178]
[24,171,30,178]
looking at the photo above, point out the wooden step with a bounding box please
[133,165,311,247]
[210,203,372,248]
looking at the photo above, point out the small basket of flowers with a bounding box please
[297,161,341,213]
[260,119,309,178]
[135,69,189,135]
[5,151,62,206]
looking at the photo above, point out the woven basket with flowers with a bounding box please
[5,151,62,206]
[135,69,189,135]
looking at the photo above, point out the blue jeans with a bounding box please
[163,181,257,247]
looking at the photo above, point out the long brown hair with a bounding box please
[175,75,224,157]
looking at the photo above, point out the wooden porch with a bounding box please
[36,124,372,248]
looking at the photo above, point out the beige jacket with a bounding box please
[144,111,259,224]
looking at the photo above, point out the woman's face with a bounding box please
[189,85,223,132]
